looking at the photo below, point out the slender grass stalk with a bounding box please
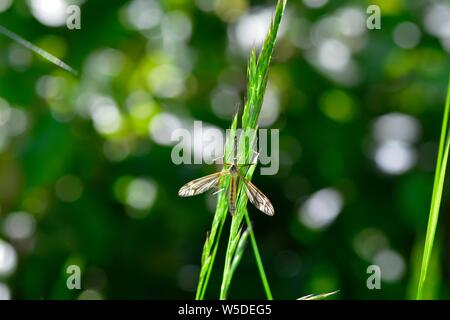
[244,211,273,299]
[416,75,450,299]
[0,25,77,75]
[195,0,286,300]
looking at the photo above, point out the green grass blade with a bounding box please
[416,75,450,299]
[219,0,286,300]
[221,226,251,295]
[230,226,250,278]
[408,239,441,299]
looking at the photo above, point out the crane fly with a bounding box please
[178,135,274,216]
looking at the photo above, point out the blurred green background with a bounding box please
[0,0,450,300]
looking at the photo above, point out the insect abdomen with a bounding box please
[228,176,237,214]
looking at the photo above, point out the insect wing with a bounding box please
[178,172,224,197]
[241,176,274,216]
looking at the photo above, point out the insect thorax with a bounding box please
[229,164,238,176]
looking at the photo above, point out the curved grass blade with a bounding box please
[297,290,339,300]
[416,75,450,299]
